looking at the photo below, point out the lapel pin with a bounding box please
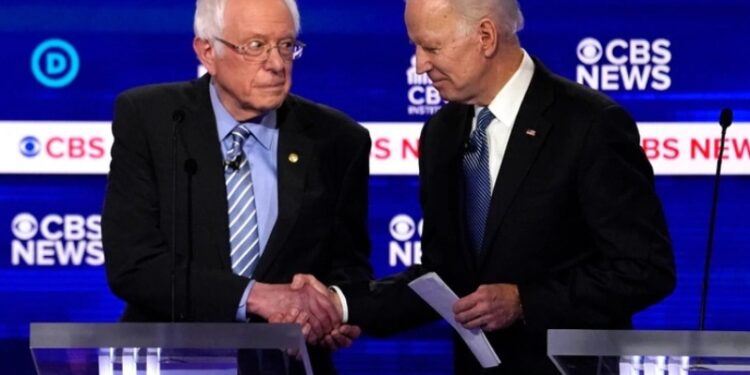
[525,129,537,137]
[288,153,299,163]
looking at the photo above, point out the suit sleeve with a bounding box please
[342,120,439,336]
[518,105,676,330]
[102,93,248,321]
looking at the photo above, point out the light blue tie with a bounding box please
[463,107,494,254]
[225,124,260,277]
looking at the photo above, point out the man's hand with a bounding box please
[248,282,341,342]
[290,274,360,350]
[453,283,523,332]
[321,324,361,351]
[271,310,362,352]
[290,274,343,318]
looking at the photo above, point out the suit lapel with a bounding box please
[181,76,234,271]
[252,96,312,280]
[479,64,554,265]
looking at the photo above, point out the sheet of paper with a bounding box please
[408,272,501,368]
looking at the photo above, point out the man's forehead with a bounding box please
[222,5,295,40]
[224,0,294,29]
[407,7,461,42]
[407,1,460,30]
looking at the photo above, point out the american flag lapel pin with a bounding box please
[525,129,537,137]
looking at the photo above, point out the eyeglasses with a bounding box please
[214,36,306,61]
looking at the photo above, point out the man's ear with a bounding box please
[194,37,217,75]
[478,18,498,57]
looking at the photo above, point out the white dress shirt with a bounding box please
[472,50,535,191]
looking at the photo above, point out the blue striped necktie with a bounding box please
[224,124,260,278]
[463,107,495,254]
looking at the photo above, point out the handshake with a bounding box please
[247,274,360,351]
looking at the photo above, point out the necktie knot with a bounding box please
[231,123,252,145]
[476,108,494,132]
[468,108,494,152]
[227,123,252,166]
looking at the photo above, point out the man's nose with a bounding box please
[415,49,432,74]
[262,46,286,72]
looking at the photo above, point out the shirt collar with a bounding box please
[474,49,535,127]
[209,79,278,150]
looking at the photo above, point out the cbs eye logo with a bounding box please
[31,38,80,88]
[577,38,603,65]
[19,136,42,158]
[12,213,39,240]
[389,214,423,241]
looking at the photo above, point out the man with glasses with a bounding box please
[102,0,371,372]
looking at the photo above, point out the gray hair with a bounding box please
[194,0,301,53]
[449,0,524,38]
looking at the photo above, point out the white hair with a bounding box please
[194,0,301,53]
[446,0,524,38]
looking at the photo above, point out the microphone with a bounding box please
[720,108,733,130]
[698,108,733,331]
[172,110,198,322]
[170,109,184,322]
[223,155,244,171]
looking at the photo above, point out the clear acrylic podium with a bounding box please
[548,329,750,374]
[30,323,313,375]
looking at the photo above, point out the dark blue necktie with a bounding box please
[463,107,494,254]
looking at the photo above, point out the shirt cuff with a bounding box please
[236,279,254,322]
[328,285,349,323]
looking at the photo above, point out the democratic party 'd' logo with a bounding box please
[31,38,80,88]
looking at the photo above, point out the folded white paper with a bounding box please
[408,272,501,368]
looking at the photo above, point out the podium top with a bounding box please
[548,329,750,357]
[30,323,303,349]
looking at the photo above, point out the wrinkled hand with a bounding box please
[291,274,360,350]
[248,282,341,342]
[290,274,343,318]
[321,324,361,351]
[453,283,523,332]
[271,309,361,353]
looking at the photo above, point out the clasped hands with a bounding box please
[248,274,523,356]
[276,278,525,335]
[248,275,360,351]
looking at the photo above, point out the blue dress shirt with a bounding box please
[209,81,279,320]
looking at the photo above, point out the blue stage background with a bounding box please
[1,1,749,374]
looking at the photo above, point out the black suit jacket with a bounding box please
[102,75,372,374]
[343,60,675,374]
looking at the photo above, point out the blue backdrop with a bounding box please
[1,1,749,374]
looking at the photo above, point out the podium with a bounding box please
[548,329,750,374]
[30,323,313,375]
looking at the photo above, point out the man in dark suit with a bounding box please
[295,0,676,373]
[102,0,370,372]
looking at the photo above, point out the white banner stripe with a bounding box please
[1,121,748,175]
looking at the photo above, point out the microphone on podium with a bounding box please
[698,108,733,331]
[170,109,198,322]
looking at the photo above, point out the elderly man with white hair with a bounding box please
[102,0,371,373]
[295,0,676,373]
